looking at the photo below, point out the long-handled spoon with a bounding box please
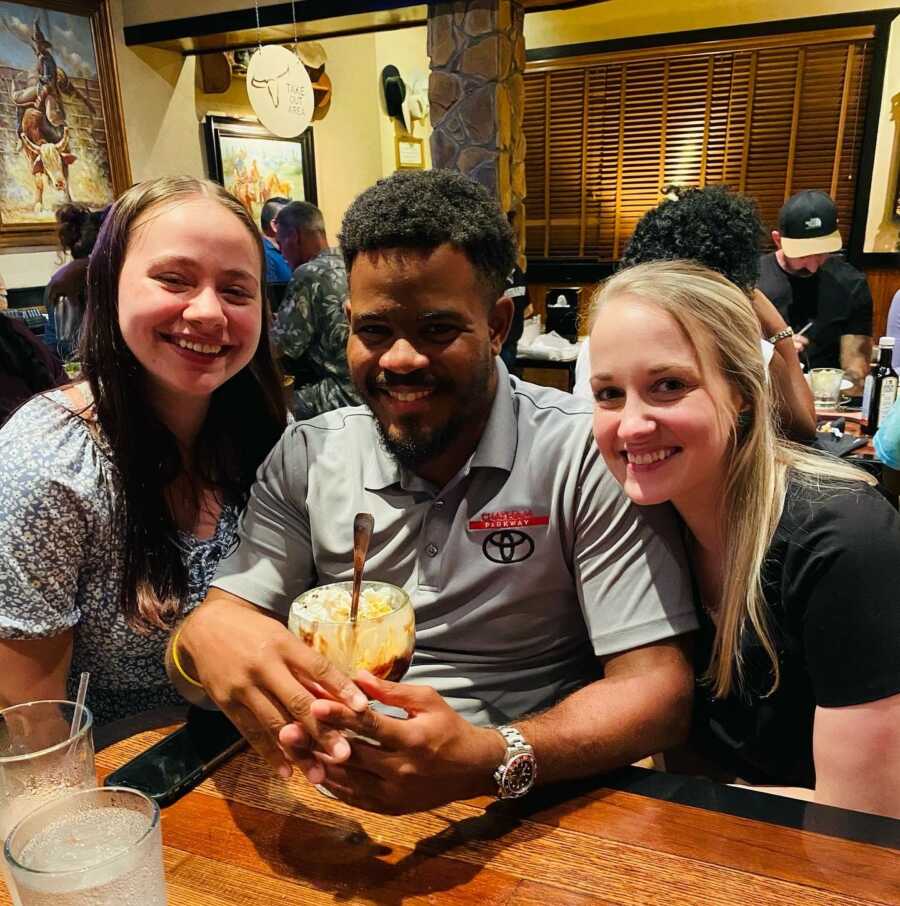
[350,513,375,625]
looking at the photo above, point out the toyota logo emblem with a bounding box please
[482,530,534,564]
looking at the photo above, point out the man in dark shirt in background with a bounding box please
[757,190,872,393]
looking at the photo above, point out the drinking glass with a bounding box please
[61,361,81,381]
[289,581,415,681]
[3,787,166,906]
[809,368,845,409]
[0,701,95,841]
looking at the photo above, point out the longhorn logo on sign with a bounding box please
[246,45,313,137]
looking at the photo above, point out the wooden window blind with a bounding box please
[523,27,874,262]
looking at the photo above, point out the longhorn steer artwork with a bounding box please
[16,103,75,210]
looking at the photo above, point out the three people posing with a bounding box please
[1,169,895,818]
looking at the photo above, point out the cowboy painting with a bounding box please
[1,2,115,223]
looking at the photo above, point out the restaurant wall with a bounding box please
[190,34,383,245]
[864,16,900,253]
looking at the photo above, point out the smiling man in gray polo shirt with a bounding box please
[170,170,697,815]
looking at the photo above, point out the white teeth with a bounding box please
[626,448,676,465]
[175,338,222,355]
[386,389,432,402]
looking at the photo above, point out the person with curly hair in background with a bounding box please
[0,272,64,425]
[574,186,816,442]
[43,202,109,362]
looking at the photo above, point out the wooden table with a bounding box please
[5,726,895,906]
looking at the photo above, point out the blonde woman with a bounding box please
[587,260,900,817]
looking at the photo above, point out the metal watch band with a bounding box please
[498,725,527,749]
[493,725,537,800]
[767,326,794,344]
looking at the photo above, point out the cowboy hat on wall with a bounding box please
[380,66,429,135]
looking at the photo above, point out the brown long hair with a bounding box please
[80,176,287,632]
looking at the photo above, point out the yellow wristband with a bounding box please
[171,627,205,689]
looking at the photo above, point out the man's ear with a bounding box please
[771,230,782,250]
[489,295,515,355]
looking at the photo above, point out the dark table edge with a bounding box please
[521,766,900,851]
[98,709,899,851]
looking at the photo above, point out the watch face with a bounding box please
[502,753,537,798]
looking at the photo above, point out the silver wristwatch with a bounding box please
[493,725,537,799]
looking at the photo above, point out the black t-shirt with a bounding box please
[757,253,873,369]
[690,477,900,788]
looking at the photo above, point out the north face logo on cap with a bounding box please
[804,217,822,230]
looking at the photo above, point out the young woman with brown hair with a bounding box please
[0,176,288,725]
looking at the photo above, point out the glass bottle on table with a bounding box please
[862,337,899,436]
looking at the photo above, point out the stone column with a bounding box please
[428,1,526,255]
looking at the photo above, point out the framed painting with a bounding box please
[0,0,131,248]
[203,115,317,226]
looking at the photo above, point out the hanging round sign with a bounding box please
[246,44,313,137]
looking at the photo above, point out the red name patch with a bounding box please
[468,509,550,531]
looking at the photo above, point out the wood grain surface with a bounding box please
[2,729,897,906]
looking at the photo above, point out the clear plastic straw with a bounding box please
[69,671,90,740]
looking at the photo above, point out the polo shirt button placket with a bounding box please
[426,543,439,557]
[433,499,445,510]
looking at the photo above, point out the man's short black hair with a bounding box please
[621,185,763,294]
[260,196,290,235]
[338,169,516,299]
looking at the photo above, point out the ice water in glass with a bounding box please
[0,701,95,841]
[4,787,166,906]
[1,701,95,903]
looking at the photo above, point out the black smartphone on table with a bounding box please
[104,707,246,806]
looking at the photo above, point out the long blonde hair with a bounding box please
[589,260,873,698]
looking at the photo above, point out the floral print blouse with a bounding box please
[0,390,239,726]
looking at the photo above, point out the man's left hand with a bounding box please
[279,671,505,815]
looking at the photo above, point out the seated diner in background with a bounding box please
[757,190,873,394]
[0,176,288,725]
[575,185,816,442]
[0,271,65,426]
[587,260,900,818]
[168,168,698,815]
[43,202,109,363]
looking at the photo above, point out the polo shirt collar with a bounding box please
[468,357,517,474]
[362,357,518,492]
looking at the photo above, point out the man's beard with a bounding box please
[369,353,494,472]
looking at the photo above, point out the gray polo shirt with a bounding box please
[212,362,696,726]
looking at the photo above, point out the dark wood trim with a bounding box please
[123,1,610,50]
[862,252,900,268]
[522,766,900,851]
[123,0,424,47]
[525,260,614,283]
[851,17,896,266]
[526,9,900,63]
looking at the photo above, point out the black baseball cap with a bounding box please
[777,190,842,257]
